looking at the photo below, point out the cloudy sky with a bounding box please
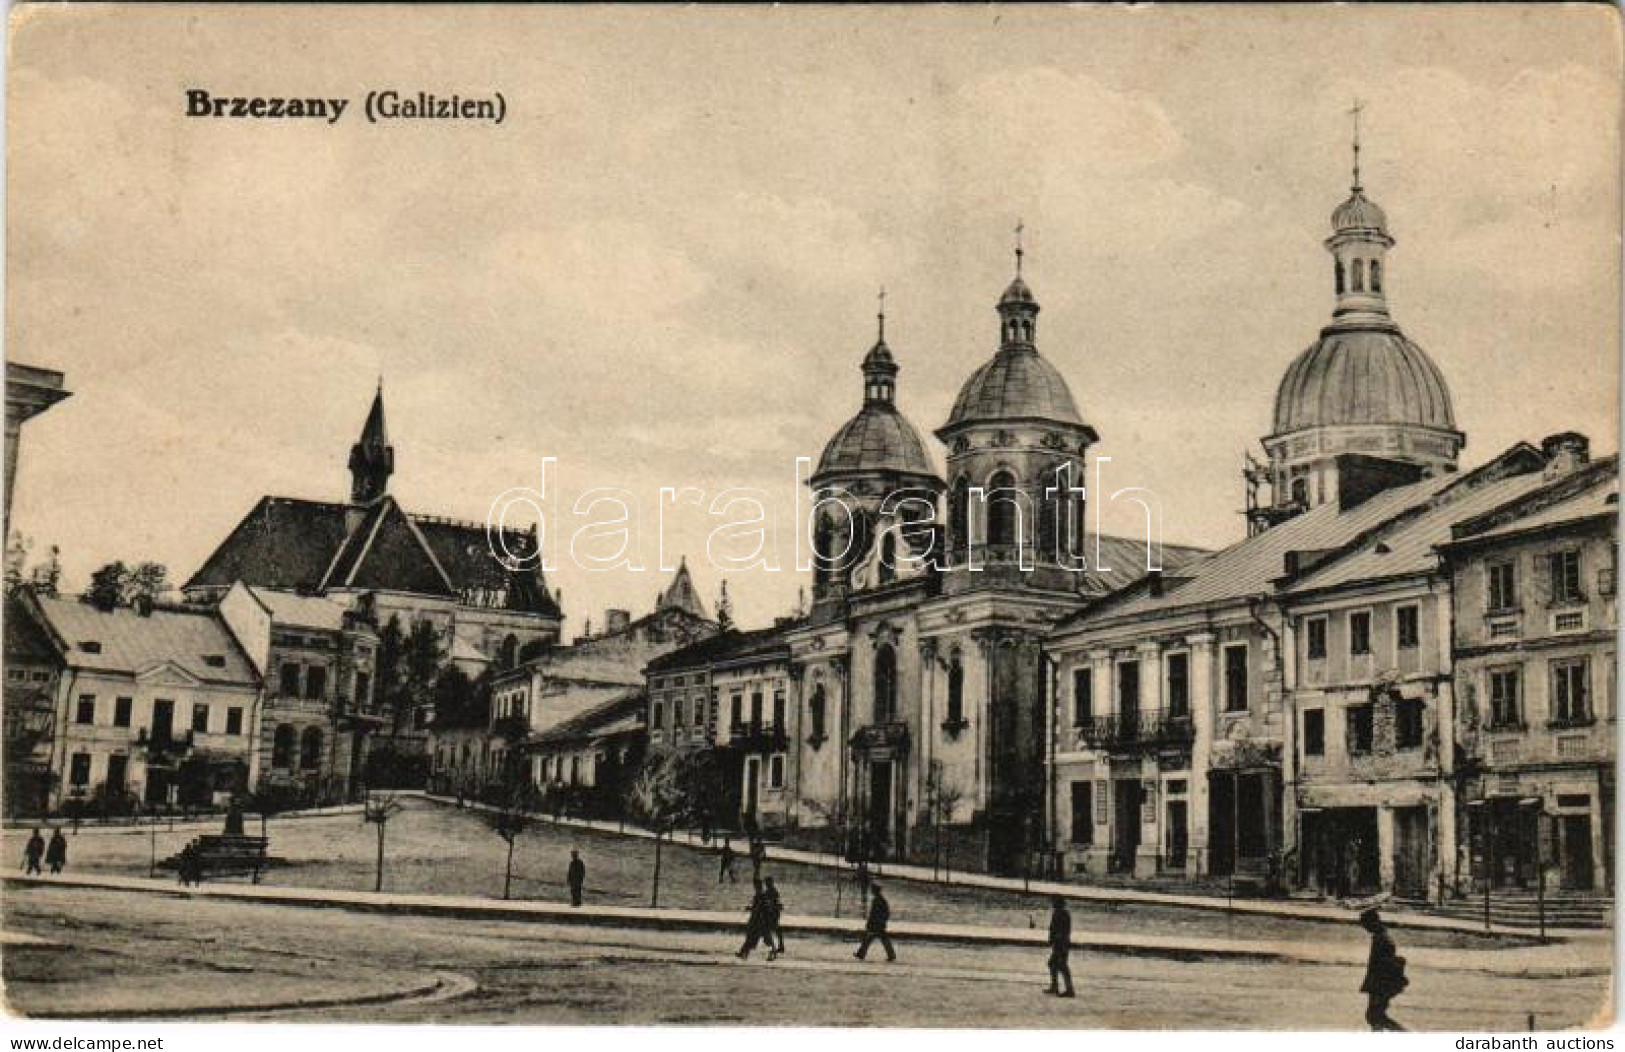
[8,5,1619,633]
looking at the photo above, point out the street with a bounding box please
[2,883,1610,1028]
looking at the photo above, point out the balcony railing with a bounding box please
[1073,709,1194,751]
[729,719,788,752]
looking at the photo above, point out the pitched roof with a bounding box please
[1442,460,1619,548]
[645,625,785,674]
[32,595,258,685]
[655,559,709,620]
[245,587,350,631]
[185,495,560,617]
[530,687,646,746]
[4,594,60,664]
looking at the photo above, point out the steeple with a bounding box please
[861,287,899,404]
[655,555,710,621]
[997,220,1039,352]
[1326,101,1394,324]
[348,381,394,504]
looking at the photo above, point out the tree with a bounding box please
[923,760,966,884]
[483,780,538,899]
[375,615,408,729]
[624,751,694,907]
[5,533,30,594]
[86,561,127,611]
[84,560,169,611]
[29,546,61,596]
[399,619,444,731]
[363,792,404,892]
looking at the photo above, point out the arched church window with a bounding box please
[1039,465,1067,561]
[1290,477,1309,507]
[946,654,964,726]
[950,477,971,562]
[1335,260,1345,295]
[879,532,896,584]
[1370,260,1382,292]
[987,470,1020,550]
[1351,259,1365,292]
[873,643,897,723]
[300,726,323,770]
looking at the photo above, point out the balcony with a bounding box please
[849,720,910,757]
[135,728,194,763]
[728,719,788,753]
[1073,708,1194,751]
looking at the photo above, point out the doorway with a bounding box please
[868,760,893,861]
[1165,800,1188,871]
[1392,806,1430,900]
[1112,779,1141,873]
[743,757,760,823]
[1561,814,1595,890]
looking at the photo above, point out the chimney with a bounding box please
[603,609,631,636]
[1542,432,1590,479]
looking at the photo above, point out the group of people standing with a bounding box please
[20,828,67,875]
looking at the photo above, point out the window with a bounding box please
[987,470,1020,549]
[1348,611,1372,656]
[570,756,580,785]
[75,695,96,725]
[1303,709,1325,756]
[1396,605,1420,650]
[1396,698,1424,750]
[1487,561,1518,611]
[279,662,300,696]
[1291,477,1309,507]
[768,754,785,789]
[69,753,91,786]
[1116,660,1140,718]
[305,665,327,700]
[1549,551,1583,605]
[879,533,896,584]
[651,701,664,730]
[809,683,827,741]
[1351,258,1365,292]
[225,707,244,736]
[272,724,295,768]
[191,703,209,734]
[874,643,897,722]
[1072,667,1093,727]
[300,726,324,769]
[113,697,132,728]
[152,699,174,740]
[1305,617,1327,660]
[354,671,372,708]
[673,699,685,729]
[1488,668,1522,729]
[750,691,763,728]
[772,690,785,730]
[730,693,742,728]
[694,694,706,727]
[1166,653,1189,718]
[1370,259,1382,293]
[1347,704,1374,755]
[1223,644,1248,712]
[1551,659,1591,725]
[946,657,965,726]
[1334,259,1345,295]
[106,754,127,790]
[1070,781,1094,845]
[5,668,23,683]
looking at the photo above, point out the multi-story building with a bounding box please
[1439,438,1616,894]
[216,582,385,804]
[11,591,261,812]
[4,593,65,815]
[527,687,647,817]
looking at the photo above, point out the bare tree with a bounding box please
[624,751,692,908]
[363,792,404,892]
[923,760,966,884]
[483,780,538,900]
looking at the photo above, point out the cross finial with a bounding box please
[877,285,886,340]
[1348,98,1365,191]
[1014,218,1025,275]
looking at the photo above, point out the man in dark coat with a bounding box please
[566,849,586,907]
[45,829,67,874]
[1046,895,1075,996]
[854,883,896,962]
[1359,908,1408,1031]
[22,829,44,874]
[718,839,737,884]
[736,878,768,959]
[762,876,786,960]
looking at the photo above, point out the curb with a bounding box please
[58,972,459,1021]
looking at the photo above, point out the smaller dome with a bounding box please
[1331,188,1389,236]
[999,275,1036,306]
[817,403,937,480]
[946,349,1083,429]
[862,338,896,373]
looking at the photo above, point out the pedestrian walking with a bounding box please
[736,878,768,959]
[1045,895,1075,997]
[45,829,67,874]
[1359,908,1408,1031]
[763,876,787,960]
[749,837,766,880]
[718,839,737,884]
[22,829,44,874]
[178,842,201,886]
[567,849,586,907]
[854,882,896,962]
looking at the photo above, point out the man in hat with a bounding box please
[1046,895,1075,997]
[854,882,896,962]
[1359,908,1408,1031]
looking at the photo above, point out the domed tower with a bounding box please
[935,237,1098,587]
[1254,123,1464,529]
[808,297,943,601]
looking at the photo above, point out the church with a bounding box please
[778,245,1206,876]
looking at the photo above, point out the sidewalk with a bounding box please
[6,871,1606,979]
[3,801,369,836]
[426,795,1589,941]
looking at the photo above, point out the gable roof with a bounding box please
[530,687,646,747]
[645,625,785,675]
[1441,458,1618,549]
[323,498,455,596]
[245,587,350,631]
[186,497,353,594]
[30,595,258,686]
[655,559,709,620]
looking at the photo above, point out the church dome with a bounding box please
[817,402,937,479]
[946,349,1084,429]
[1331,188,1388,237]
[1272,324,1455,435]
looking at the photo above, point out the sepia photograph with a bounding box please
[1,2,1619,1036]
